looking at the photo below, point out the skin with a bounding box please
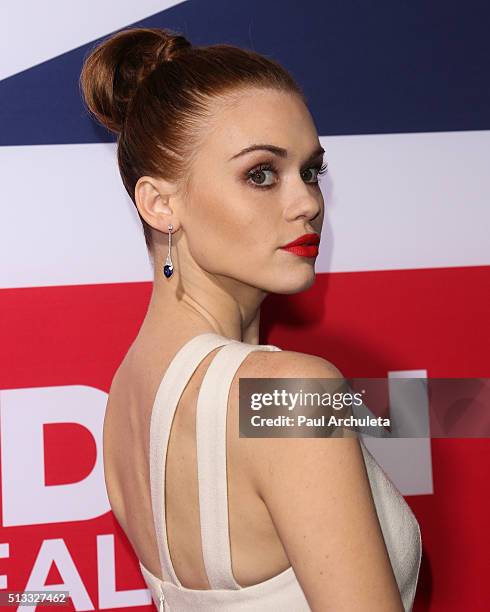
[133,87,326,344]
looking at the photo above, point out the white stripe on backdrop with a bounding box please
[1,129,489,289]
[0,0,187,81]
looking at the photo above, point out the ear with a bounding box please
[134,176,181,233]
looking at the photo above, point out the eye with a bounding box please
[246,163,278,188]
[302,163,328,183]
[245,161,328,189]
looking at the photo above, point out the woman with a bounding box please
[80,27,421,611]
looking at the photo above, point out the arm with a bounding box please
[245,350,404,612]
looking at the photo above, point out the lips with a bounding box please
[281,233,320,248]
[279,233,320,258]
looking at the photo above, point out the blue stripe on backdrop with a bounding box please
[1,0,489,146]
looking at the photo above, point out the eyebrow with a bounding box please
[228,143,325,163]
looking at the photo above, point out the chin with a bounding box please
[267,266,317,295]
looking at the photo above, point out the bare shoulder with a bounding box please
[234,346,353,473]
[232,347,404,610]
[240,346,344,379]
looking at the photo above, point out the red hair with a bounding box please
[79,27,305,253]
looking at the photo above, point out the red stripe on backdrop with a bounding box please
[262,264,490,612]
[0,281,156,609]
[0,264,488,610]
[261,265,489,377]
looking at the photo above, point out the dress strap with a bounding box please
[149,332,237,588]
[195,340,282,589]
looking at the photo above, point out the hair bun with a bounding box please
[79,27,192,134]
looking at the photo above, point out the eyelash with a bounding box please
[245,160,328,190]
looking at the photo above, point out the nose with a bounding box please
[285,187,323,224]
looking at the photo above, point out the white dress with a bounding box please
[137,332,422,611]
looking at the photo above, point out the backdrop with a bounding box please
[1,1,489,610]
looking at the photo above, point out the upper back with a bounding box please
[103,332,418,611]
[103,332,294,590]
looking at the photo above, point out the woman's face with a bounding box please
[181,88,326,295]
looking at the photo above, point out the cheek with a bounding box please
[198,191,260,239]
[184,177,282,267]
[184,194,253,265]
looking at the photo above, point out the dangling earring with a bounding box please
[163,224,174,278]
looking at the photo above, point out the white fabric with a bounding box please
[138,332,422,611]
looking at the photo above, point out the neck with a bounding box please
[141,252,267,345]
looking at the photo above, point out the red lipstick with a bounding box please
[280,233,320,258]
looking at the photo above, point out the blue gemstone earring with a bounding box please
[163,224,174,278]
